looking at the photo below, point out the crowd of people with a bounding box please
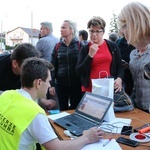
[0,1,150,150]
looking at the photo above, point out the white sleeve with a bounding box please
[28,113,57,144]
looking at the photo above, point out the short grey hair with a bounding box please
[109,33,119,42]
[64,20,78,37]
[40,21,53,32]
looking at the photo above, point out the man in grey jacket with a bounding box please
[36,21,59,61]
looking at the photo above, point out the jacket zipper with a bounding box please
[67,47,71,87]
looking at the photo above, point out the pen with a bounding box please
[103,138,112,147]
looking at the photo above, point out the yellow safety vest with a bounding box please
[0,90,46,150]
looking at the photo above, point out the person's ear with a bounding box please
[36,79,42,89]
[12,60,21,75]
[12,60,19,69]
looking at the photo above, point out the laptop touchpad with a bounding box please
[66,123,71,126]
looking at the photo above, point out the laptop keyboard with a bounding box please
[64,114,97,130]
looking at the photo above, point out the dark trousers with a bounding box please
[123,69,134,96]
[55,84,83,111]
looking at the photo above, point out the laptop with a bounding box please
[54,92,113,136]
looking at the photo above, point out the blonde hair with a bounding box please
[117,2,150,45]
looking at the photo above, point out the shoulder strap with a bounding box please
[77,41,81,50]
[55,42,61,57]
[55,42,61,51]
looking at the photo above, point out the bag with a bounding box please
[92,77,114,99]
[91,71,114,99]
[114,89,134,112]
[91,72,115,122]
[91,71,134,112]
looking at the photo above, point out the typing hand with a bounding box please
[82,127,104,144]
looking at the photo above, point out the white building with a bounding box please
[0,42,5,51]
[5,27,40,46]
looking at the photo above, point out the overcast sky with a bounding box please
[0,0,149,38]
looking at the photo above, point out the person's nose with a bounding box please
[48,82,51,88]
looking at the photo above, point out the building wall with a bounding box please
[29,37,39,46]
[5,28,38,46]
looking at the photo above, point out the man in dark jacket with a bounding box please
[0,43,58,110]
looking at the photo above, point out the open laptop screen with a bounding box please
[76,92,113,122]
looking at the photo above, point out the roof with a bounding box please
[7,27,40,37]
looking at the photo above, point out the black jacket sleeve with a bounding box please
[106,40,124,80]
[76,44,92,88]
[50,44,58,87]
[76,44,92,76]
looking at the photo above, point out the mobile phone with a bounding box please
[121,126,133,135]
[122,60,129,69]
[116,137,139,147]
[122,59,128,64]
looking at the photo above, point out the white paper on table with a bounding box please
[99,117,132,134]
[81,139,122,150]
[47,112,70,120]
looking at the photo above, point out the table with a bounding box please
[48,108,150,150]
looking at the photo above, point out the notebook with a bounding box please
[54,92,113,136]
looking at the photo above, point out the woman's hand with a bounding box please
[114,77,122,92]
[88,44,99,58]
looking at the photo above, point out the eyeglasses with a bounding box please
[89,30,103,34]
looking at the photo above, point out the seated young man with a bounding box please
[0,57,104,150]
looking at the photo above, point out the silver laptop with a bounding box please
[54,92,113,136]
